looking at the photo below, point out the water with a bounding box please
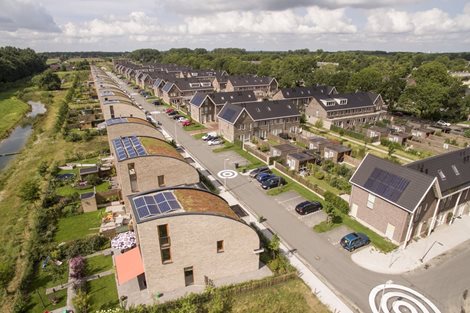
[0,101,47,171]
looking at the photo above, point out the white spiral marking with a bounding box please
[217,170,238,179]
[369,283,441,313]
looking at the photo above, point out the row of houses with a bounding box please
[92,66,265,304]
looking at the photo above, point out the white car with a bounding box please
[437,120,451,127]
[202,132,217,141]
[208,138,224,146]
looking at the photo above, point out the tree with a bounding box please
[268,234,280,258]
[36,70,61,90]
[388,144,396,157]
[207,289,233,313]
[348,67,383,92]
[19,180,40,202]
[73,290,90,313]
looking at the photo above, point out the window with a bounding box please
[217,240,224,253]
[184,267,194,286]
[158,224,171,263]
[367,194,375,209]
[161,248,172,263]
[158,175,165,187]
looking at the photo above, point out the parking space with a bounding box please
[212,150,250,168]
[271,190,327,228]
[320,225,352,247]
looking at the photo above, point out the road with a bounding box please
[108,72,468,313]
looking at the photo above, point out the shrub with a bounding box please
[70,256,86,279]
[73,290,91,313]
[324,191,349,214]
[314,119,323,129]
[19,179,40,202]
[314,171,324,180]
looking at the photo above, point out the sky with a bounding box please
[0,0,469,52]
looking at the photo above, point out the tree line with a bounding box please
[126,48,470,121]
[0,46,47,83]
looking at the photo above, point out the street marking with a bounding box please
[369,283,441,313]
[217,170,238,179]
[278,196,302,204]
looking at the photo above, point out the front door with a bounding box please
[385,223,395,241]
[350,203,358,217]
[184,267,194,286]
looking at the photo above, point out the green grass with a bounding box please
[305,175,341,195]
[183,123,206,131]
[55,209,103,243]
[212,142,265,171]
[231,278,330,313]
[313,220,342,233]
[56,180,110,197]
[0,90,30,139]
[193,133,206,139]
[86,255,113,276]
[268,169,324,203]
[25,264,69,313]
[341,214,397,253]
[87,275,119,312]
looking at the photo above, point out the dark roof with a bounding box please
[244,100,300,121]
[314,91,382,111]
[79,165,99,175]
[350,154,435,212]
[278,85,336,99]
[228,75,275,87]
[217,103,244,124]
[210,91,256,105]
[288,152,314,161]
[406,147,470,195]
[164,78,213,92]
[189,92,209,107]
[272,144,299,152]
[368,126,389,133]
[325,144,352,153]
[80,192,95,200]
[308,136,330,144]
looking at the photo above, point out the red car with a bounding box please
[165,108,174,114]
[182,120,192,127]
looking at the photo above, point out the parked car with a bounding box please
[205,135,219,142]
[168,111,177,116]
[256,172,276,183]
[202,132,217,141]
[178,117,189,123]
[165,108,174,113]
[295,201,322,215]
[208,138,224,146]
[182,120,192,127]
[261,177,286,189]
[249,166,270,178]
[173,115,183,120]
[437,120,451,127]
[340,233,370,252]
[153,100,161,105]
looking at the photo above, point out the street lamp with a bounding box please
[378,279,393,313]
[224,158,230,189]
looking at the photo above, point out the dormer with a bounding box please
[320,99,336,107]
[334,98,348,105]
[189,82,201,88]
[200,82,211,87]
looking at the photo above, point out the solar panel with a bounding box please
[167,200,180,210]
[144,196,156,204]
[134,197,146,208]
[163,192,175,201]
[364,168,410,203]
[221,108,237,122]
[132,191,181,221]
[155,193,166,204]
[147,204,159,215]
[137,206,150,218]
[158,201,171,213]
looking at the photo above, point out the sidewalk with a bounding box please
[352,214,470,274]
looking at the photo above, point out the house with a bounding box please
[411,127,435,139]
[106,117,165,141]
[365,126,389,141]
[270,144,301,160]
[272,85,337,111]
[115,186,263,297]
[110,135,200,210]
[225,76,278,98]
[152,74,177,98]
[218,100,301,142]
[162,78,214,109]
[185,69,228,81]
[213,75,229,92]
[388,132,411,145]
[286,152,316,172]
[189,91,256,124]
[323,143,352,163]
[349,149,470,245]
[305,91,386,130]
[307,136,330,152]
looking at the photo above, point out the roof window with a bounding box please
[267,106,271,111]
[437,169,446,181]
[451,165,460,176]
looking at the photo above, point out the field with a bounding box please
[0,88,30,139]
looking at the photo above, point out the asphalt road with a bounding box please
[108,72,469,313]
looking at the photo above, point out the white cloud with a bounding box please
[0,0,59,32]
[366,7,470,35]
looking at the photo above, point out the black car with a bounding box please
[168,111,177,116]
[295,201,322,215]
[173,115,184,120]
[153,100,160,105]
[249,166,270,178]
[261,176,286,189]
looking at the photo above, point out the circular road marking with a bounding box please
[217,170,238,179]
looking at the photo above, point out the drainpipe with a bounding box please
[428,198,441,236]
[450,189,465,225]
[403,212,415,248]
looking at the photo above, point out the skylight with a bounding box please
[451,165,460,176]
[437,170,446,181]
[267,106,271,111]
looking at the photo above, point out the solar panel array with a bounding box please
[106,117,128,126]
[133,191,181,221]
[112,136,147,161]
[364,168,410,202]
[221,107,237,122]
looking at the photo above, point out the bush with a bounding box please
[324,191,349,214]
[73,290,91,313]
[60,235,109,258]
[19,179,40,202]
[70,256,86,279]
[314,171,325,180]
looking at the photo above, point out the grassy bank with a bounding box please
[0,88,31,139]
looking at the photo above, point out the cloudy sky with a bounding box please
[0,0,469,52]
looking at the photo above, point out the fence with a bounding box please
[244,144,269,163]
[274,162,325,197]
[343,155,361,167]
[96,189,121,204]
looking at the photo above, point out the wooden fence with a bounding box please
[274,162,325,197]
[244,144,269,163]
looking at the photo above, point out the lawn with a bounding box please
[55,209,103,243]
[313,220,342,233]
[88,275,119,311]
[268,169,324,204]
[232,278,330,313]
[341,214,397,253]
[56,180,110,197]
[25,264,69,313]
[86,255,113,276]
[305,175,341,195]
[183,123,206,131]
[193,133,205,140]
[212,142,265,171]
[0,90,30,139]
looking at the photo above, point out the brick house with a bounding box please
[270,143,301,160]
[323,143,352,163]
[286,152,317,172]
[349,149,470,246]
[225,76,278,98]
[189,90,256,124]
[218,100,301,142]
[213,75,229,92]
[162,78,214,110]
[117,186,262,297]
[305,91,387,129]
[272,85,337,112]
[365,126,389,141]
